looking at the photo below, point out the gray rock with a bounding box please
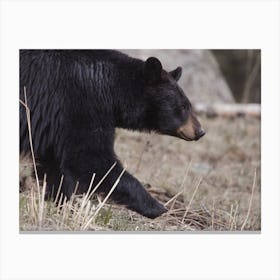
[121,49,234,104]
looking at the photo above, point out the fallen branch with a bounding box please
[193,103,261,118]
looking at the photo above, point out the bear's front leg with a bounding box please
[107,167,168,219]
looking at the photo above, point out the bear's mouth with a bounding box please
[176,127,205,141]
[176,131,194,141]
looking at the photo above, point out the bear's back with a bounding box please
[19,50,143,158]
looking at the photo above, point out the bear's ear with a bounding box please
[170,67,182,81]
[143,57,163,84]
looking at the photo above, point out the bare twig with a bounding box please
[87,162,117,200]
[20,87,41,200]
[73,174,95,227]
[165,160,192,208]
[211,199,215,230]
[82,168,126,230]
[164,190,183,207]
[39,174,47,229]
[181,177,202,224]
[230,203,239,231]
[54,175,64,205]
[241,169,257,230]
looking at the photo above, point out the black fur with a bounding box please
[20,50,193,218]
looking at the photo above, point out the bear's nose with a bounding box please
[196,128,206,140]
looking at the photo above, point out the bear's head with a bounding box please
[143,57,205,141]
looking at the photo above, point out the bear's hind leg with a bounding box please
[37,156,62,200]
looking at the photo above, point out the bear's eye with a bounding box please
[181,104,187,110]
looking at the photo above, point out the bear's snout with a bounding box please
[176,112,205,141]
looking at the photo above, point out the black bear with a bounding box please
[20,50,205,218]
